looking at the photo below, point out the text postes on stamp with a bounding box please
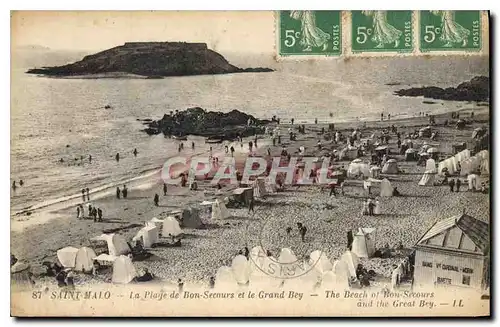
[419,11,482,52]
[351,11,413,53]
[278,11,341,56]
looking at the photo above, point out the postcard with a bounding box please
[11,10,490,317]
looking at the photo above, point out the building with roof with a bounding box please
[413,212,489,290]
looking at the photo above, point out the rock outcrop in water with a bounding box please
[394,76,489,102]
[26,42,273,77]
[143,107,271,140]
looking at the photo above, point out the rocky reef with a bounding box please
[394,76,489,102]
[26,42,273,77]
[142,107,271,140]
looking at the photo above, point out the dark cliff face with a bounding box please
[26,42,273,77]
[394,76,489,102]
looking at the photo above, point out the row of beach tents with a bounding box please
[437,149,489,176]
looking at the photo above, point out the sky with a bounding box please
[11,11,276,53]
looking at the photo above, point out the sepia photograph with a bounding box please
[10,10,490,317]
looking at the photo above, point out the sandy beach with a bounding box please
[11,107,490,287]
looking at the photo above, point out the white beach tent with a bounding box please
[455,149,471,164]
[91,233,130,257]
[133,225,159,248]
[425,158,437,173]
[112,255,137,284]
[467,174,480,191]
[481,158,490,176]
[340,251,359,279]
[278,248,298,265]
[74,247,97,272]
[231,255,250,285]
[347,159,370,178]
[460,156,481,176]
[476,150,489,161]
[57,246,79,268]
[438,157,458,176]
[351,228,376,258]
[162,216,182,237]
[380,179,393,197]
[418,171,436,186]
[213,199,230,220]
[382,159,399,174]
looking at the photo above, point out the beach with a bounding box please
[11,107,490,287]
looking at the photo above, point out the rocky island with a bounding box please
[26,42,273,77]
[394,76,489,102]
[142,107,271,140]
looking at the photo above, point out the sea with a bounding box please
[10,51,489,215]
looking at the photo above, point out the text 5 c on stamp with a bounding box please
[278,11,342,56]
[419,11,482,52]
[351,11,413,53]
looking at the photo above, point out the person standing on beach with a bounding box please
[163,183,168,196]
[456,179,461,192]
[82,189,86,201]
[178,279,184,293]
[300,225,307,242]
[19,180,24,186]
[133,148,138,157]
[122,185,128,199]
[191,141,195,150]
[249,141,253,153]
[89,155,92,163]
[230,146,235,157]
[368,199,375,216]
[278,135,281,144]
[86,188,90,200]
[209,276,215,289]
[248,199,255,213]
[329,184,337,197]
[154,194,159,206]
[12,181,16,191]
[267,148,271,156]
[449,179,455,192]
[97,208,103,222]
[115,153,120,162]
[92,207,98,222]
[254,136,258,148]
[116,187,121,199]
[76,206,80,219]
[225,145,229,153]
[314,118,318,124]
[209,146,213,159]
[88,204,93,218]
[291,118,295,125]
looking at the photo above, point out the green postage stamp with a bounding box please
[351,11,413,53]
[419,11,482,52]
[278,11,341,56]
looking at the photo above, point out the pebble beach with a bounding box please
[11,107,490,288]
